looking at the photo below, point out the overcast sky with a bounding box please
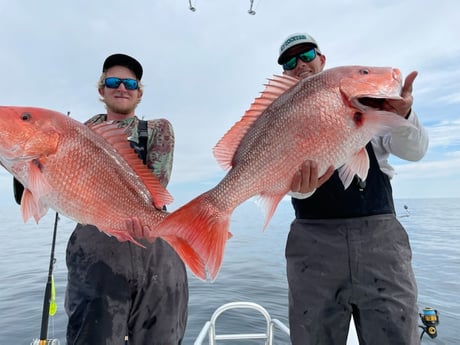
[0,0,459,210]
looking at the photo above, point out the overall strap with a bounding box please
[137,119,149,165]
[137,119,167,211]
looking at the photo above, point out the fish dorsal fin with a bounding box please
[213,74,299,170]
[91,122,173,208]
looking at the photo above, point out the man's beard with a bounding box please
[106,102,137,115]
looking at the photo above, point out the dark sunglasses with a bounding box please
[104,77,139,90]
[283,49,317,71]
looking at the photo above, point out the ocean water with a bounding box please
[0,198,458,344]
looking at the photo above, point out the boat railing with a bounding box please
[194,301,290,345]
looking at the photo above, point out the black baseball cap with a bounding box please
[102,53,143,80]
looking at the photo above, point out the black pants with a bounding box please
[65,224,188,345]
[286,214,419,345]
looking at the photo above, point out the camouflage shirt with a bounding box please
[84,114,174,187]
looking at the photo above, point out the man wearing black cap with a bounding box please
[65,54,188,345]
[277,33,429,345]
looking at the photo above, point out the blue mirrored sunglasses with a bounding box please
[104,77,139,90]
[283,49,317,71]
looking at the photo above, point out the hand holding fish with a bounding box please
[291,161,334,194]
[382,71,417,117]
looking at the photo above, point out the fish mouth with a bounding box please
[354,95,403,112]
[358,97,386,109]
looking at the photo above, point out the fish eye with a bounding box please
[359,69,369,75]
[21,112,32,121]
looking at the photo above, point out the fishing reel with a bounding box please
[419,307,439,339]
[31,339,60,345]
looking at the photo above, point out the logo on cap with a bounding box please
[280,34,308,53]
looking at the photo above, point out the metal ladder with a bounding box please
[194,301,290,345]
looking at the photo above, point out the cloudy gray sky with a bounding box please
[0,0,459,209]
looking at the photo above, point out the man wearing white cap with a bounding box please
[278,33,429,345]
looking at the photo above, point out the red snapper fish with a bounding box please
[0,107,209,279]
[157,66,415,280]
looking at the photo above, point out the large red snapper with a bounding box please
[0,107,208,279]
[157,66,415,280]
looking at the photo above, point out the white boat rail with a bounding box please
[194,301,290,345]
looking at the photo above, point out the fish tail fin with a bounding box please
[155,193,231,281]
[161,235,207,280]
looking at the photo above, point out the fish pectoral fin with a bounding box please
[338,148,370,189]
[20,188,49,223]
[363,110,416,136]
[19,159,53,222]
[28,159,53,201]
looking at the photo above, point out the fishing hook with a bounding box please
[248,0,256,15]
[188,0,196,12]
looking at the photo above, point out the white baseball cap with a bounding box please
[277,32,321,64]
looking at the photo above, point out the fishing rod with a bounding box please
[32,211,60,345]
[30,111,72,345]
[12,160,59,345]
